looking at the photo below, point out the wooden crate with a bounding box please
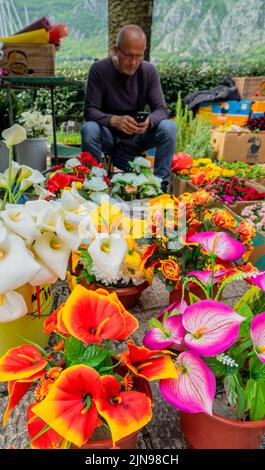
[233,76,265,101]
[0,43,55,77]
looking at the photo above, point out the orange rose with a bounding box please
[161,259,180,281]
[192,190,211,206]
[190,173,210,187]
[237,220,256,241]
[213,209,237,229]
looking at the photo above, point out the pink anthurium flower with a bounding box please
[143,315,185,350]
[250,312,265,364]
[160,351,216,414]
[188,231,245,261]
[248,271,265,291]
[157,300,187,322]
[183,300,245,356]
[186,270,229,285]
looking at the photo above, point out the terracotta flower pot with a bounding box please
[72,375,152,449]
[169,283,219,305]
[81,279,149,309]
[180,411,265,449]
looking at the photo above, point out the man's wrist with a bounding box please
[109,115,118,128]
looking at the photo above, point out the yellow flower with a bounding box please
[124,250,142,269]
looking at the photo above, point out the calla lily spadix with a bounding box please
[183,300,245,357]
[88,233,128,280]
[250,312,265,364]
[34,232,71,280]
[56,213,83,251]
[0,290,27,322]
[160,351,216,415]
[188,231,245,261]
[0,228,40,293]
[1,206,40,242]
[2,124,27,147]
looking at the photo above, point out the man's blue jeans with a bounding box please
[81,119,177,182]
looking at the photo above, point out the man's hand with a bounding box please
[135,116,150,134]
[109,115,139,135]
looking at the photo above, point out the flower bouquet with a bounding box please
[19,111,52,138]
[241,203,265,235]
[0,285,177,448]
[143,255,265,448]
[45,152,110,203]
[204,177,265,205]
[142,191,256,301]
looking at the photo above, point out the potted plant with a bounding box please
[0,285,177,449]
[143,245,265,448]
[142,191,256,304]
[15,110,52,172]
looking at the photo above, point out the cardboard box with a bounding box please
[233,76,265,101]
[197,100,251,126]
[250,101,265,118]
[0,43,56,77]
[211,129,265,163]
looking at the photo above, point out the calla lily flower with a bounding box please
[0,228,41,293]
[27,404,68,449]
[0,290,27,323]
[186,269,229,285]
[59,190,96,224]
[118,341,178,381]
[88,234,128,280]
[19,169,45,191]
[248,271,265,291]
[25,200,50,219]
[183,300,245,356]
[61,285,138,343]
[157,300,188,322]
[2,124,27,147]
[56,213,83,251]
[143,316,185,350]
[1,206,40,242]
[0,344,47,381]
[33,184,54,199]
[188,231,245,261]
[250,312,265,364]
[34,232,71,280]
[29,253,58,287]
[35,207,59,232]
[32,365,101,448]
[160,351,216,414]
[95,375,152,445]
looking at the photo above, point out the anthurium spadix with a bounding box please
[1,206,40,242]
[0,227,41,293]
[250,312,265,364]
[160,351,216,414]
[88,234,128,280]
[183,300,245,356]
[188,231,245,261]
[0,290,27,322]
[34,232,71,280]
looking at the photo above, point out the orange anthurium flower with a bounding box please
[61,285,131,343]
[27,404,68,449]
[96,290,139,339]
[3,369,46,427]
[119,341,177,381]
[43,304,69,336]
[32,365,101,448]
[95,375,152,445]
[0,345,47,381]
[140,243,158,269]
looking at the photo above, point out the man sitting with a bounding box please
[81,24,177,192]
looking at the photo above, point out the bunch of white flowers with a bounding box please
[19,111,52,138]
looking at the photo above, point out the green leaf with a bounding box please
[224,373,247,418]
[149,317,163,329]
[234,301,253,320]
[249,356,265,381]
[64,336,86,365]
[245,379,265,421]
[224,374,237,407]
[234,287,265,317]
[79,344,109,368]
[189,292,201,304]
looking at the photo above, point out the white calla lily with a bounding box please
[59,190,96,224]
[19,169,45,191]
[56,213,83,251]
[0,233,41,293]
[0,290,28,323]
[29,253,58,286]
[88,234,128,280]
[1,206,40,242]
[34,232,71,280]
[33,184,54,199]
[25,200,50,219]
[2,124,27,147]
[35,206,60,232]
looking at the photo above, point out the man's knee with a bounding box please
[81,121,102,143]
[157,119,177,142]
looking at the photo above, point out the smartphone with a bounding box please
[135,111,149,123]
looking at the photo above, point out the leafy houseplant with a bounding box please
[143,241,265,448]
[0,285,177,449]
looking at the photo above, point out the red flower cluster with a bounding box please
[204,178,265,204]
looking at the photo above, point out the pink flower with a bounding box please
[188,231,245,261]
[143,316,185,350]
[250,312,265,364]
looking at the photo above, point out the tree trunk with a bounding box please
[108,0,153,61]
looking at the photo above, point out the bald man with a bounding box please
[81,24,177,192]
